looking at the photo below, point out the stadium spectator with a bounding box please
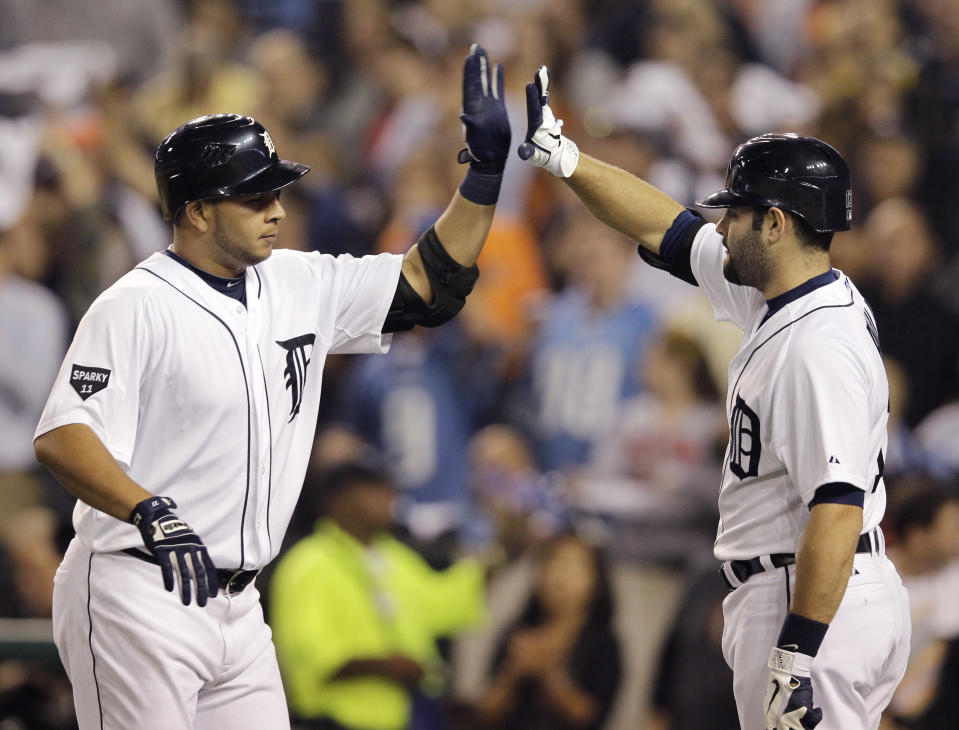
[576,327,723,564]
[452,424,568,711]
[857,197,959,425]
[335,322,499,539]
[475,533,622,730]
[0,199,68,524]
[512,210,658,471]
[270,460,485,730]
[884,479,959,729]
[645,561,739,730]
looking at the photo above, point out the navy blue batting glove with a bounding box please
[130,496,219,607]
[457,44,510,175]
[764,647,823,729]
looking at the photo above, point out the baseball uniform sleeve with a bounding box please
[771,332,875,505]
[34,286,149,468]
[688,222,762,330]
[326,252,405,355]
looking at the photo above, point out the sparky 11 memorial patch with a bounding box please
[70,365,111,400]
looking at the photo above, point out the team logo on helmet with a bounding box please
[260,130,276,158]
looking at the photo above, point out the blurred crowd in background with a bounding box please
[2,0,959,728]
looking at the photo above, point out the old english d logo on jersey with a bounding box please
[70,365,111,400]
[276,334,315,422]
[729,395,761,479]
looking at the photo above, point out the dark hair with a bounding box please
[307,460,393,509]
[751,207,834,252]
[889,479,959,539]
[516,534,615,631]
[660,329,719,402]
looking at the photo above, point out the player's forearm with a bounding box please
[34,423,152,522]
[790,502,863,623]
[433,190,496,266]
[564,154,684,255]
[401,192,495,302]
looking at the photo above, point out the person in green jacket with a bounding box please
[270,460,485,730]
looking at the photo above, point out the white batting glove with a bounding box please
[517,66,580,178]
[764,647,823,729]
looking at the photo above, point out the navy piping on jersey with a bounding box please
[784,563,791,608]
[136,266,254,569]
[761,270,839,326]
[718,284,856,518]
[87,553,104,729]
[256,346,274,557]
[163,249,247,307]
[253,266,262,298]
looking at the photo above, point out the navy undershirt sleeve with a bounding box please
[809,482,865,509]
[636,208,705,286]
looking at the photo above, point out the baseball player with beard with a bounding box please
[32,44,509,729]
[516,67,911,730]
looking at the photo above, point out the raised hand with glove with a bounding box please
[456,43,511,206]
[130,495,219,607]
[517,66,580,178]
[763,613,827,730]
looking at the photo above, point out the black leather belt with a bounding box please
[217,568,258,594]
[720,528,881,591]
[121,548,258,595]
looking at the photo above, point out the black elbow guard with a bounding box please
[382,226,480,332]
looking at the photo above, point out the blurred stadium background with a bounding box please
[2,0,959,728]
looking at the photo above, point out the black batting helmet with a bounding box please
[697,133,852,232]
[155,114,310,222]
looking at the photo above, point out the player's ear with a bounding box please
[183,201,210,233]
[766,207,787,243]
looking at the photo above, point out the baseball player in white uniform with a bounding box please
[516,67,911,730]
[33,45,510,729]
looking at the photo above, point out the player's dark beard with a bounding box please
[723,227,770,290]
[211,214,269,269]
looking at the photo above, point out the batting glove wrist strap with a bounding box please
[457,44,511,177]
[130,496,219,607]
[777,612,829,657]
[517,66,580,178]
[129,495,177,527]
[768,646,813,677]
[764,647,822,729]
[459,168,503,206]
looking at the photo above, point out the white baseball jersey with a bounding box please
[36,248,403,570]
[685,223,889,561]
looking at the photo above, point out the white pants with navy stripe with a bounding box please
[53,538,290,729]
[722,552,911,730]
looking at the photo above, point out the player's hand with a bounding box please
[764,647,823,729]
[517,66,580,178]
[130,496,219,607]
[457,43,510,175]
